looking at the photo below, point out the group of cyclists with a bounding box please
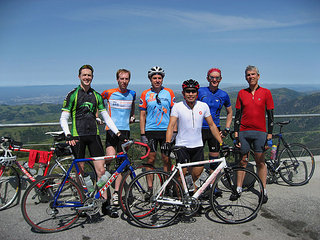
[60,64,274,217]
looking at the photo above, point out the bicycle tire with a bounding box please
[0,165,20,210]
[210,167,263,224]
[278,143,315,186]
[118,164,155,215]
[48,157,97,186]
[21,174,85,233]
[126,170,183,228]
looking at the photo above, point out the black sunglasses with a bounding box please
[156,94,161,104]
[184,89,197,93]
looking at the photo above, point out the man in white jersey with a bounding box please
[162,79,223,182]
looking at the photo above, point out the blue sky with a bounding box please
[1,0,319,87]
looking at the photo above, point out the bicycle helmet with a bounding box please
[182,79,200,90]
[148,66,165,79]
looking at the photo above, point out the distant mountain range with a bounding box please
[1,83,320,105]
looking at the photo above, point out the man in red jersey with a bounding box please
[233,65,274,204]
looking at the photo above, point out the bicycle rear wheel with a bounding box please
[118,164,154,215]
[210,167,263,224]
[21,174,85,233]
[278,143,315,186]
[0,165,20,210]
[126,170,183,228]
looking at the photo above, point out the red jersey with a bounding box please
[235,86,274,132]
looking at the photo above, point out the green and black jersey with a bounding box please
[62,85,106,136]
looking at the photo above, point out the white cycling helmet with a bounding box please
[148,66,165,79]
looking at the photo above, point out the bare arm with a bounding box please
[166,116,178,143]
[140,110,146,135]
[225,106,233,129]
[205,115,223,145]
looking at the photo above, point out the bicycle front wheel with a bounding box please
[210,167,263,224]
[278,143,315,186]
[118,164,154,215]
[21,175,85,233]
[0,165,20,210]
[126,170,183,228]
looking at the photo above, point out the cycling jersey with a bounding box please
[235,86,274,132]
[139,87,175,131]
[197,87,231,128]
[62,85,106,136]
[101,88,136,131]
[171,100,211,148]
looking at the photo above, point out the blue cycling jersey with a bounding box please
[197,87,231,128]
[101,88,136,131]
[139,87,175,131]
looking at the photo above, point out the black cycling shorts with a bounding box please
[145,131,166,153]
[105,130,130,152]
[174,146,204,164]
[71,135,104,159]
[202,128,221,153]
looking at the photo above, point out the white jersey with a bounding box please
[171,100,211,148]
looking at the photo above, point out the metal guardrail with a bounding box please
[0,114,320,128]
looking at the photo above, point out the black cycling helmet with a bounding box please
[182,79,200,90]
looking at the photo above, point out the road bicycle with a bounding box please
[21,140,151,233]
[0,132,96,210]
[125,145,264,228]
[250,121,315,186]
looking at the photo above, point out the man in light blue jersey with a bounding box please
[101,69,135,208]
[139,66,176,172]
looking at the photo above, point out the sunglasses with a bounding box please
[208,76,221,80]
[156,94,161,104]
[184,89,197,93]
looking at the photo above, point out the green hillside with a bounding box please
[0,88,319,155]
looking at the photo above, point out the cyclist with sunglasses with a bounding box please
[198,68,232,167]
[139,66,176,172]
[163,79,223,185]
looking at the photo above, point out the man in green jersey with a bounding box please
[60,64,125,217]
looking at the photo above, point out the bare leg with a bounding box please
[255,152,267,189]
[146,152,156,189]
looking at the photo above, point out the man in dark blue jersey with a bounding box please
[198,68,233,163]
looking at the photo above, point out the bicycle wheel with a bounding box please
[49,157,97,185]
[278,143,315,186]
[21,174,85,233]
[210,167,263,224]
[126,170,183,228]
[118,164,154,215]
[0,165,20,210]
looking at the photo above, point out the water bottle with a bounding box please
[195,169,210,188]
[84,174,95,193]
[271,145,277,160]
[97,171,111,189]
[23,162,37,175]
[185,174,195,192]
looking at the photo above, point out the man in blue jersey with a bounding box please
[101,69,136,207]
[198,68,232,166]
[139,66,176,172]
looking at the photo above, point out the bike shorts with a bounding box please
[71,135,104,159]
[174,146,204,164]
[239,130,267,154]
[145,131,166,153]
[202,128,221,153]
[105,130,130,152]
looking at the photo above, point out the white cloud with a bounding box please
[64,6,315,32]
